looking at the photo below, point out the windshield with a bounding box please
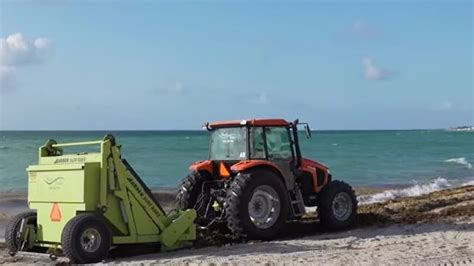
[210,127,247,160]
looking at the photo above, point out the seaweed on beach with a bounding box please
[357,185,474,226]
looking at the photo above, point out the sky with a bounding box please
[0,0,472,130]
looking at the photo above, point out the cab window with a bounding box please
[209,127,247,160]
[250,127,266,159]
[265,127,292,159]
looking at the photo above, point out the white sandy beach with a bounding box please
[1,185,473,265]
[112,218,474,265]
[2,218,472,265]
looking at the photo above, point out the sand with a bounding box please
[1,185,473,265]
[111,219,474,265]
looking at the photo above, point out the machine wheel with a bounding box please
[225,170,289,239]
[61,213,112,264]
[175,171,211,210]
[5,211,37,253]
[317,180,357,230]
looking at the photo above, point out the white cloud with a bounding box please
[430,101,474,112]
[0,66,16,89]
[173,82,185,94]
[34,37,53,59]
[0,66,15,81]
[248,92,269,105]
[438,101,453,110]
[351,19,378,39]
[0,33,53,90]
[155,81,187,95]
[362,57,389,81]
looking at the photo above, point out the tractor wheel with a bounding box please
[317,180,357,230]
[5,211,37,253]
[175,171,211,210]
[61,213,112,264]
[225,170,290,239]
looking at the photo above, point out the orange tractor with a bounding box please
[176,118,357,239]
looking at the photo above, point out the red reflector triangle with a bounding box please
[50,202,62,222]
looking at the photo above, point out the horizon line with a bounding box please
[0,128,452,132]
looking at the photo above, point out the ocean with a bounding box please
[1,130,473,198]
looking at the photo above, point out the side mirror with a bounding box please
[203,122,212,131]
[304,124,312,139]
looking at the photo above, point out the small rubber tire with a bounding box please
[5,212,37,253]
[175,171,211,210]
[61,213,112,264]
[317,180,357,230]
[225,170,290,239]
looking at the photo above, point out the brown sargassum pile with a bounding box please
[357,185,474,226]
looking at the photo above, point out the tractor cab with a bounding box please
[208,119,296,166]
[205,119,311,180]
[209,121,295,161]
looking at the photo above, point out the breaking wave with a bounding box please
[358,178,451,205]
[444,157,472,169]
[462,180,474,186]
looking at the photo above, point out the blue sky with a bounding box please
[0,1,472,130]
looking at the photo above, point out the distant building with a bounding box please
[447,126,474,131]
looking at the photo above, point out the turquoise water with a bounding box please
[0,130,473,191]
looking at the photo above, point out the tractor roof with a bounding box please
[209,118,290,128]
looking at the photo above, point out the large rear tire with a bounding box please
[317,180,357,230]
[61,213,112,264]
[175,171,211,210]
[5,212,37,253]
[225,170,289,239]
[176,171,214,225]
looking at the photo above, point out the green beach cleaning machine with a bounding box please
[4,135,196,263]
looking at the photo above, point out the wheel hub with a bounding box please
[332,192,353,221]
[248,185,281,229]
[80,228,102,253]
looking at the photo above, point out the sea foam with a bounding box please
[444,157,472,169]
[462,180,474,186]
[357,177,451,205]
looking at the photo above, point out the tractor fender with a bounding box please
[298,159,330,192]
[230,160,286,185]
[189,160,213,176]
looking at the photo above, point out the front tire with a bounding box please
[317,180,357,230]
[225,170,290,239]
[5,212,37,253]
[61,213,112,264]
